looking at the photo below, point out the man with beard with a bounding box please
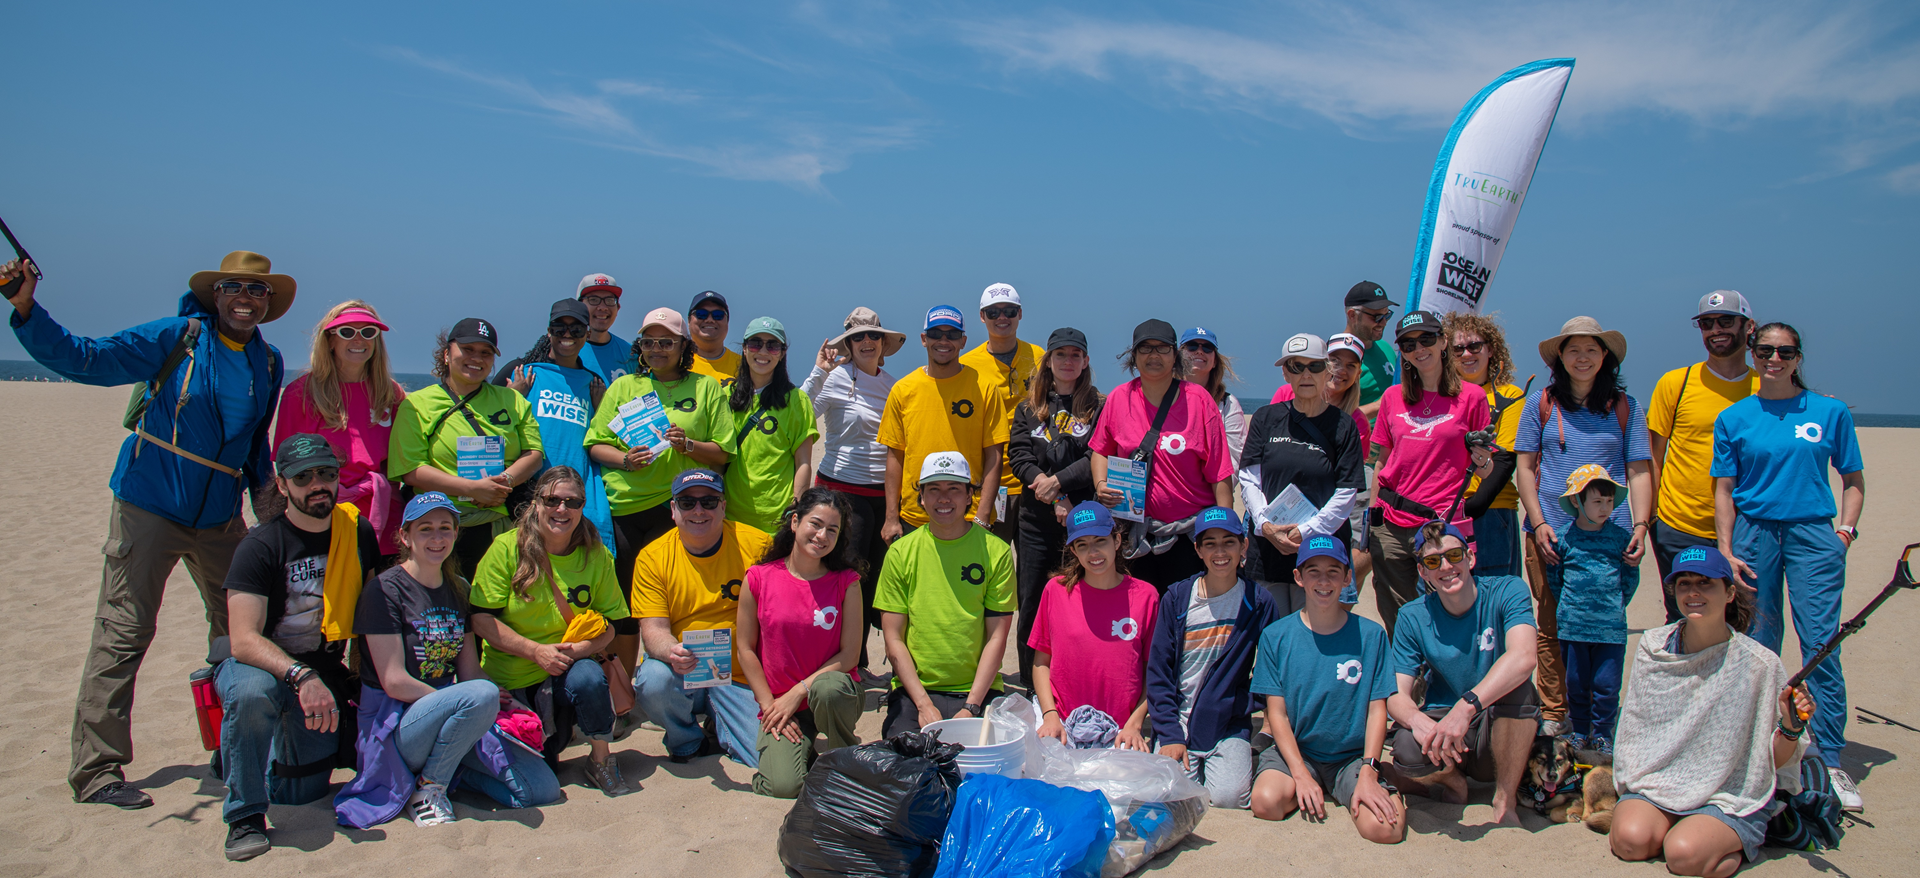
[1646,290,1758,622]
[216,434,378,860]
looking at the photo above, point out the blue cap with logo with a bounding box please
[1064,501,1114,544]
[402,491,460,526]
[671,468,724,496]
[1296,534,1351,568]
[924,305,965,331]
[1179,326,1220,349]
[1194,505,1243,537]
[1412,520,1468,552]
[1666,546,1733,583]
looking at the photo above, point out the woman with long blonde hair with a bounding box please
[275,300,408,553]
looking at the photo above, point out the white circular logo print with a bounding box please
[813,606,839,631]
[1478,626,1498,652]
[1794,422,1823,444]
[1110,618,1139,641]
[1159,433,1187,455]
[1335,659,1363,685]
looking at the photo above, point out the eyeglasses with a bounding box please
[539,495,585,509]
[744,337,786,353]
[925,328,964,341]
[214,280,272,299]
[581,295,619,307]
[288,467,339,487]
[1418,547,1468,570]
[1695,315,1741,331]
[1397,333,1441,354]
[1182,341,1216,354]
[548,323,587,339]
[691,308,727,321]
[1356,308,1393,323]
[638,337,680,350]
[846,331,884,344]
[1451,340,1487,356]
[1134,342,1174,357]
[981,306,1021,320]
[1754,344,1801,361]
[1284,360,1328,375]
[674,495,723,510]
[332,326,380,340]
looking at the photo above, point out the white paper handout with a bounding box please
[606,391,674,456]
[1108,459,1148,523]
[1260,484,1319,528]
[681,627,732,690]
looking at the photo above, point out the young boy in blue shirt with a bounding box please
[1249,535,1404,844]
[1550,465,1638,755]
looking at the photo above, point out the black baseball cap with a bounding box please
[1394,310,1444,340]
[689,290,728,312]
[449,317,499,349]
[1344,280,1400,310]
[275,433,341,476]
[1132,319,1177,348]
[549,299,590,325]
[1047,327,1088,352]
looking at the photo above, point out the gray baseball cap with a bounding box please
[1695,290,1752,320]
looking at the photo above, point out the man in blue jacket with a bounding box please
[5,251,291,809]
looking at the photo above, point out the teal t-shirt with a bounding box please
[1251,612,1395,763]
[1389,574,1535,711]
[1358,339,1397,407]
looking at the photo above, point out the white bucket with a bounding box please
[923,718,1027,778]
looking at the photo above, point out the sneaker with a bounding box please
[224,814,270,861]
[1539,718,1569,739]
[1589,735,1613,758]
[1561,733,1589,752]
[408,782,456,826]
[586,756,630,796]
[80,780,153,810]
[1827,766,1864,812]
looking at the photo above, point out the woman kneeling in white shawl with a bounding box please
[1610,547,1813,878]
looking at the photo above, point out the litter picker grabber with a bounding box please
[0,214,41,301]
[1787,543,1919,721]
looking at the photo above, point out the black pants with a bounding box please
[882,688,1008,740]
[454,523,497,582]
[833,488,890,667]
[1015,502,1069,680]
[612,504,675,607]
[1127,533,1206,594]
[1651,518,1717,624]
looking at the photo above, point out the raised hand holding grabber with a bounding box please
[1,214,42,301]
[1785,543,1920,721]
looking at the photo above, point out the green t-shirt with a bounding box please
[722,388,820,533]
[388,382,542,521]
[584,372,734,516]
[1358,338,1397,407]
[469,530,630,690]
[872,524,1016,693]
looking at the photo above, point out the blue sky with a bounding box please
[5,1,1918,412]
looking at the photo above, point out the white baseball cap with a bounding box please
[577,273,621,297]
[1274,333,1328,366]
[980,283,1020,309]
[918,451,973,485]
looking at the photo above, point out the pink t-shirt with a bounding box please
[1270,384,1372,441]
[273,376,405,553]
[1369,383,1491,531]
[1090,379,1232,521]
[746,559,858,705]
[1027,575,1160,725]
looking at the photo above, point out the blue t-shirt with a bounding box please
[1710,391,1862,522]
[1390,574,1535,711]
[1251,612,1394,763]
[214,341,264,442]
[526,363,616,552]
[584,334,634,382]
[1551,521,1638,645]
[1513,393,1650,531]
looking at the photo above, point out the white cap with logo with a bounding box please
[980,283,1020,309]
[1695,289,1751,320]
[1274,332,1328,365]
[578,273,622,297]
[918,451,973,485]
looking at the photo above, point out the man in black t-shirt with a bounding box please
[216,434,377,861]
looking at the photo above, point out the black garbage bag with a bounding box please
[779,731,964,878]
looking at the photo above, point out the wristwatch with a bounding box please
[1460,691,1485,713]
[1836,525,1859,543]
[963,703,986,717]
[1359,757,1380,770]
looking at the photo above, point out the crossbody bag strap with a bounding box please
[1282,401,1332,451]
[546,578,576,624]
[1129,380,1181,512]
[426,381,490,445]
[733,396,775,450]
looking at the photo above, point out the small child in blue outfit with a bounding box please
[1549,464,1639,754]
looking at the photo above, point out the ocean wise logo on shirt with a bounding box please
[1478,626,1498,652]
[959,563,985,585]
[720,579,742,601]
[1794,422,1823,443]
[1158,432,1188,455]
[951,399,975,418]
[756,416,780,435]
[813,605,839,631]
[1335,659,1363,685]
[1111,617,1140,641]
[674,397,699,413]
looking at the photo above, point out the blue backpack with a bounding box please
[1765,750,1845,851]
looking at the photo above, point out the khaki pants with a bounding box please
[1521,535,1568,724]
[1366,518,1425,639]
[752,672,863,799]
[70,499,244,799]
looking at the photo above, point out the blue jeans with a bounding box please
[458,743,562,808]
[396,680,497,787]
[215,659,338,822]
[634,657,761,765]
[1472,507,1522,577]
[1560,640,1625,739]
[1737,515,1849,751]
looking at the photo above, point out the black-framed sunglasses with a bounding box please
[288,467,339,487]
[981,305,1021,320]
[674,495,723,511]
[1284,360,1328,375]
[214,280,272,299]
[744,337,786,353]
[332,326,381,340]
[1695,315,1742,331]
[1397,333,1441,354]
[1182,341,1216,354]
[581,295,620,307]
[1451,340,1487,355]
[548,322,588,339]
[691,308,728,321]
[924,328,965,342]
[845,330,885,344]
[540,495,586,509]
[1754,344,1801,361]
[1358,308,1393,323]
[638,337,680,351]
[1418,546,1468,569]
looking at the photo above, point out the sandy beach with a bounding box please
[0,380,1912,877]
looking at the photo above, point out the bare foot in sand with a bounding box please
[1385,765,1468,805]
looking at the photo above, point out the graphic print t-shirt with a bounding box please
[1027,575,1160,725]
[1251,612,1394,763]
[1176,580,1244,735]
[356,566,468,691]
[1370,385,1490,531]
[224,515,380,655]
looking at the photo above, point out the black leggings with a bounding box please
[1126,534,1206,594]
[612,504,675,607]
[1015,503,1068,680]
[832,487,889,667]
[453,523,498,583]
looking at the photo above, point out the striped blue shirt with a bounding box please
[1514,392,1651,531]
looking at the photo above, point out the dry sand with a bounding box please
[0,381,1913,877]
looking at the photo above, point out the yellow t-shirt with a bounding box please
[959,339,1045,496]
[629,520,772,670]
[689,348,742,388]
[876,365,1010,527]
[1466,382,1525,510]
[1647,362,1760,539]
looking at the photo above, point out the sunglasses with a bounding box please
[1134,342,1175,357]
[214,280,273,299]
[548,322,587,339]
[674,495,723,511]
[539,495,585,509]
[1397,333,1441,354]
[287,467,339,487]
[845,330,885,344]
[1357,309,1393,323]
[1451,340,1487,355]
[1418,546,1468,570]
[1284,360,1328,375]
[581,295,619,307]
[744,337,786,353]
[638,337,680,350]
[332,326,381,340]
[691,308,728,321]
[1182,341,1216,354]
[1695,315,1742,331]
[981,306,1021,320]
[1754,344,1801,361]
[925,328,965,341]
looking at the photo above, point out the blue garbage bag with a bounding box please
[933,774,1115,878]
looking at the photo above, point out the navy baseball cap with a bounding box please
[1412,520,1468,552]
[1064,501,1115,544]
[689,290,728,312]
[1667,546,1734,583]
[1179,326,1220,349]
[671,468,724,496]
[1296,534,1351,568]
[1193,506,1243,538]
[924,305,965,331]
[402,491,460,525]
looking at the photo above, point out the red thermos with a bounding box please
[189,666,222,751]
